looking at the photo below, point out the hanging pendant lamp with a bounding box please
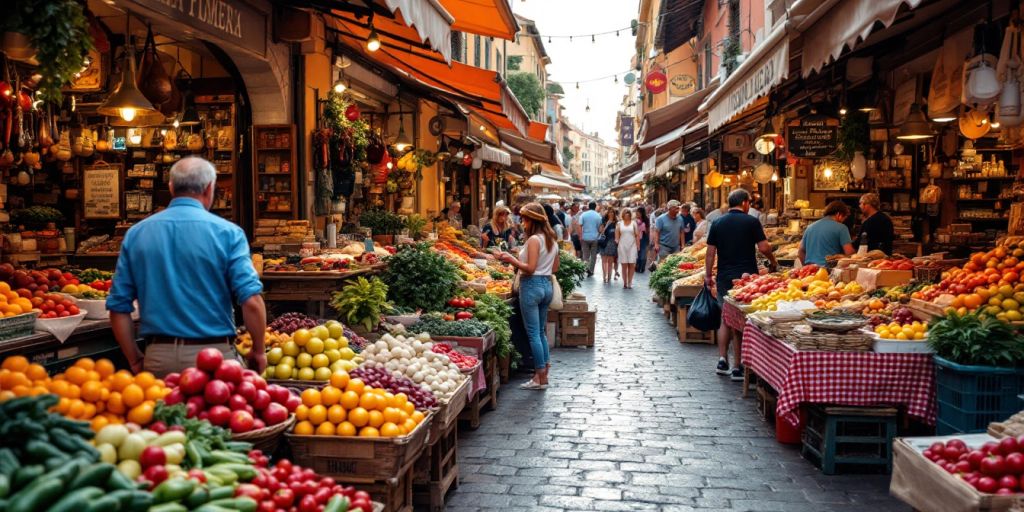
[896,103,933,140]
[98,37,158,123]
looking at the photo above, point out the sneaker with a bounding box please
[730,366,745,382]
[715,358,730,376]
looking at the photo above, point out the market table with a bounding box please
[740,320,937,429]
[261,267,381,317]
[0,319,129,372]
[722,298,748,332]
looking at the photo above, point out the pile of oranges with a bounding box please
[292,370,426,438]
[0,356,169,431]
[0,282,38,317]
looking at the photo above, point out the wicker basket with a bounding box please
[232,414,296,454]
[267,379,325,392]
[768,322,874,352]
[0,311,39,341]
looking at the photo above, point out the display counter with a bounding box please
[0,319,128,373]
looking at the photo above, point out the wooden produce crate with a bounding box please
[360,464,413,512]
[891,435,1016,512]
[457,357,495,430]
[559,311,595,347]
[428,377,470,444]
[285,411,433,482]
[413,416,460,512]
[675,302,713,344]
[908,298,946,319]
[266,379,323,391]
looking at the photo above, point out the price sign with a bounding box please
[83,164,121,219]
[787,115,839,158]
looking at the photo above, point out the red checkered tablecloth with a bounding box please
[722,300,748,332]
[740,321,937,427]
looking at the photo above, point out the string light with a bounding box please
[367,24,381,52]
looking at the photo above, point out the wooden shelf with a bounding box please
[957,217,1008,222]
[253,124,297,222]
[951,177,1017,181]
[256,147,291,152]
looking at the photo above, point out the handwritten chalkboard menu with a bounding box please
[787,115,839,158]
[83,164,121,219]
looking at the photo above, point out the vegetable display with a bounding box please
[471,293,515,363]
[264,322,360,381]
[330,277,391,332]
[431,343,479,370]
[348,366,438,410]
[407,314,491,338]
[649,254,697,301]
[382,244,460,312]
[927,313,1024,367]
[268,312,320,334]
[292,370,427,438]
[555,250,588,297]
[357,332,468,402]
[922,436,1024,495]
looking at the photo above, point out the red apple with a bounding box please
[977,477,999,493]
[208,405,232,427]
[252,418,266,430]
[262,402,289,426]
[267,385,290,404]
[252,389,272,411]
[228,394,249,411]
[204,380,231,405]
[1000,475,1019,491]
[164,373,181,387]
[1000,438,1020,456]
[179,368,209,396]
[236,381,258,402]
[196,348,225,373]
[284,395,301,412]
[229,410,255,433]
[186,396,206,417]
[215,360,244,384]
[164,388,185,406]
[982,455,1007,477]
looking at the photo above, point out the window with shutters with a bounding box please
[451,32,464,63]
[484,37,492,69]
[474,36,481,67]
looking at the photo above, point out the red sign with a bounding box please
[645,71,668,94]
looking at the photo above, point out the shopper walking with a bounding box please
[600,209,619,283]
[636,207,651,273]
[705,189,778,381]
[680,204,697,246]
[651,200,686,262]
[616,208,640,288]
[692,208,709,243]
[569,203,583,258]
[498,202,559,390]
[578,201,602,276]
[107,157,267,377]
[481,205,513,249]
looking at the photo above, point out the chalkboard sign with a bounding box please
[83,164,121,219]
[787,115,839,158]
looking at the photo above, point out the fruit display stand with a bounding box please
[413,377,470,511]
[433,331,497,430]
[261,267,379,318]
[0,318,129,372]
[286,411,434,512]
[891,433,1017,512]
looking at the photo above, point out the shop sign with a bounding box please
[125,0,266,58]
[786,115,839,158]
[707,39,789,132]
[669,75,696,97]
[83,164,122,219]
[619,116,635,146]
[645,71,668,94]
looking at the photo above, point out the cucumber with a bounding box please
[42,457,86,485]
[207,463,257,482]
[206,497,257,512]
[323,495,350,512]
[6,476,64,512]
[184,486,211,509]
[126,490,154,512]
[11,464,44,490]
[0,474,7,499]
[0,448,20,477]
[84,494,123,512]
[26,439,68,463]
[207,486,236,501]
[69,463,115,491]
[206,451,249,465]
[108,489,137,510]
[45,486,105,512]
[146,503,188,512]
[151,478,196,504]
[106,466,137,491]
[192,505,234,512]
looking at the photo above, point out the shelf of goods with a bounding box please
[253,125,298,221]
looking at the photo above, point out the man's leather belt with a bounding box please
[147,335,232,346]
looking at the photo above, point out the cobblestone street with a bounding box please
[447,272,910,511]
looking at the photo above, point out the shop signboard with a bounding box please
[124,0,267,58]
[670,75,696,97]
[83,164,122,219]
[645,71,668,94]
[619,116,635,146]
[787,115,839,158]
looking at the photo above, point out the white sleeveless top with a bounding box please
[519,234,557,276]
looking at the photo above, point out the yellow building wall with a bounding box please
[303,52,332,226]
[417,100,441,218]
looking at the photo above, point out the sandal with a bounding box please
[519,380,547,390]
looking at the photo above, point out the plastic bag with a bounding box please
[687,285,722,331]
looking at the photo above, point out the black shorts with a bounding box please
[716,274,742,305]
[571,234,581,252]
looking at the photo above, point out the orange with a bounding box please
[11,385,30,397]
[110,371,133,392]
[359,393,379,411]
[65,383,81,400]
[301,388,321,408]
[134,372,156,389]
[411,410,425,423]
[308,405,327,425]
[345,378,365,395]
[30,385,48,396]
[81,381,104,402]
[86,370,101,383]
[0,282,11,294]
[0,390,13,402]
[403,402,416,415]
[321,386,342,407]
[75,358,96,371]
[398,410,410,423]
[358,426,380,438]
[64,366,89,386]
[94,359,115,379]
[327,405,346,424]
[25,364,47,382]
[106,392,126,415]
[80,402,97,419]
[348,407,369,427]
[964,294,983,310]
[372,388,387,396]
[315,422,336,436]
[15,299,31,312]
[383,407,403,425]
[403,418,418,432]
[0,371,18,390]
[67,399,85,418]
[144,385,164,401]
[367,410,384,428]
[122,384,145,408]
[55,397,71,414]
[294,420,315,435]
[336,421,357,436]
[382,392,395,407]
[393,393,409,410]
[340,391,360,410]
[3,356,31,373]
[90,416,110,431]
[127,402,154,425]
[329,371,350,390]
[295,404,309,421]
[380,422,401,438]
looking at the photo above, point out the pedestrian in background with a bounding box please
[497,202,559,390]
[636,207,650,273]
[578,201,602,276]
[692,208,709,243]
[705,203,726,224]
[448,200,464,228]
[599,208,619,283]
[616,208,639,289]
[569,202,583,258]
[680,204,697,246]
[651,200,686,262]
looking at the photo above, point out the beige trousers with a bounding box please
[143,340,236,377]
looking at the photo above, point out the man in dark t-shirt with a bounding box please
[858,193,894,254]
[705,189,778,381]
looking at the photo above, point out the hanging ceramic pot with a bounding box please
[137,26,173,105]
[753,163,774,184]
[965,55,1001,106]
[55,130,72,161]
[960,107,992,139]
[2,32,35,61]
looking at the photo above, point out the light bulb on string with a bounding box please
[614,75,618,83]
[576,82,580,90]
[367,26,381,52]
[569,36,573,42]
[548,36,552,43]
[591,34,595,43]
[616,31,620,36]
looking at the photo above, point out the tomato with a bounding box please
[968,450,987,469]
[68,305,80,315]
[58,311,70,318]
[999,437,1019,455]
[273,489,295,508]
[981,455,1007,477]
[977,476,999,493]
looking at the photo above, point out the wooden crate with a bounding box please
[428,377,470,444]
[413,418,459,512]
[559,310,595,330]
[358,463,413,512]
[560,325,594,347]
[459,355,496,430]
[285,411,433,482]
[755,380,778,424]
[675,303,713,344]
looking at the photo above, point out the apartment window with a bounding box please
[496,50,502,75]
[451,32,464,62]
[474,36,481,67]
[484,37,492,69]
[704,41,712,86]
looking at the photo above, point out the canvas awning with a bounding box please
[472,143,511,166]
[529,174,576,191]
[610,169,645,192]
[638,80,718,148]
[436,0,518,40]
[801,0,924,77]
[380,0,455,62]
[655,0,706,54]
[500,129,560,166]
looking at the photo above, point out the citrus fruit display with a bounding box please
[262,321,360,381]
[915,242,1024,321]
[291,370,427,438]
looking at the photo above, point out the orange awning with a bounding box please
[528,122,549,142]
[437,0,518,40]
[331,13,529,136]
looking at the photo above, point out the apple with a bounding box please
[982,455,1007,477]
[252,418,266,430]
[208,405,232,426]
[215,360,244,384]
[236,381,258,402]
[284,395,301,412]
[1000,438,1020,456]
[204,380,231,405]
[164,373,181,387]
[179,368,209,396]
[229,410,255,433]
[186,396,206,418]
[977,476,999,493]
[968,450,987,469]
[262,402,289,426]
[164,388,185,406]
[267,385,290,404]
[1006,453,1024,474]
[252,389,272,411]
[228,394,249,411]
[196,348,225,373]
[999,475,1019,491]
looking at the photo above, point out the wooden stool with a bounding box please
[801,405,898,475]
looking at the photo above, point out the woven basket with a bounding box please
[769,323,874,352]
[0,312,38,341]
[232,414,296,454]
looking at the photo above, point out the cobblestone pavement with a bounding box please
[445,271,910,512]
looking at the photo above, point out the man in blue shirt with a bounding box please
[652,200,686,262]
[578,201,603,276]
[107,157,267,376]
[680,203,697,245]
[799,201,856,266]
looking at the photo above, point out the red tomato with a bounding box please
[68,305,80,315]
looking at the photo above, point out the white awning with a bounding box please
[701,33,789,132]
[472,143,511,166]
[801,0,924,77]
[383,0,455,63]
[528,174,576,191]
[622,171,645,187]
[655,150,682,176]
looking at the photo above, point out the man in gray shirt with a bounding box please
[652,200,686,262]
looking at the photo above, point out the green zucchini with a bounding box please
[0,448,20,477]
[207,486,235,501]
[6,476,64,512]
[205,497,257,512]
[151,478,196,504]
[184,486,211,508]
[146,502,188,512]
[106,466,137,491]
[69,463,115,491]
[11,464,44,490]
[0,473,8,499]
[126,490,154,512]
[26,439,67,463]
[45,486,105,512]
[84,494,123,512]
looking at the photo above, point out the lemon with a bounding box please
[279,355,296,368]
[315,367,333,381]
[896,332,909,340]
[327,323,344,340]
[913,332,925,340]
[339,337,349,348]
[267,347,284,365]
[1007,310,1023,322]
[274,363,293,379]
[295,353,312,368]
[324,338,339,351]
[312,354,330,369]
[297,367,316,380]
[324,349,341,363]
[311,325,331,341]
[1003,299,1020,311]
[339,347,356,361]
[293,329,312,347]
[306,338,325,355]
[282,341,301,357]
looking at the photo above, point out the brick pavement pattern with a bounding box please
[445,272,910,511]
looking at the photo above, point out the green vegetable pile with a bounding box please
[358,209,406,236]
[473,293,518,364]
[330,276,392,331]
[153,403,252,465]
[928,313,1024,367]
[73,268,113,283]
[408,313,492,338]
[649,254,696,301]
[555,251,588,297]
[10,206,63,229]
[382,243,460,312]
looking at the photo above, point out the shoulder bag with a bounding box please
[548,275,563,310]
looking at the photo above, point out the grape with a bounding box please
[268,312,320,334]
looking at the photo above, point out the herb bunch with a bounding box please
[928,313,1024,367]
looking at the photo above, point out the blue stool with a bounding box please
[801,405,898,475]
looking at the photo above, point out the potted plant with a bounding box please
[1,0,94,103]
[405,214,428,240]
[555,251,588,296]
[330,276,392,336]
[358,209,404,245]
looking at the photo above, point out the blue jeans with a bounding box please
[518,275,553,370]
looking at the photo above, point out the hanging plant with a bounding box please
[644,174,671,189]
[323,91,370,161]
[2,0,94,103]
[834,110,870,161]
